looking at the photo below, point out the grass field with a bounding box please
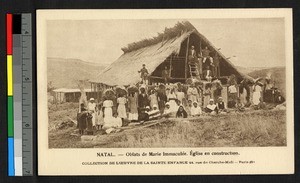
[48,103,286,148]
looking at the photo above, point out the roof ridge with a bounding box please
[121,21,195,53]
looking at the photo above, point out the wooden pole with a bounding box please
[169,54,172,77]
[199,39,202,77]
[185,36,190,79]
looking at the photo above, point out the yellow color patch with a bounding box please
[7,55,13,96]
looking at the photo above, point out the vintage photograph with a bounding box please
[37,9,293,175]
[46,18,287,149]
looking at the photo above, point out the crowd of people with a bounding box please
[76,48,285,135]
[76,75,284,135]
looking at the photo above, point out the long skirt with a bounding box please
[203,95,211,108]
[117,104,127,118]
[91,112,96,126]
[169,100,178,112]
[253,91,261,105]
[128,113,138,121]
[104,107,113,118]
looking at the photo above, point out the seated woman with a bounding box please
[235,98,245,112]
[205,99,218,114]
[145,105,161,120]
[163,103,172,118]
[102,113,122,134]
[176,105,188,118]
[190,101,202,117]
[216,97,227,113]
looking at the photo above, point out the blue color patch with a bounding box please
[8,137,15,176]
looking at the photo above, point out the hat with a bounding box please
[90,98,95,101]
[146,106,150,109]
[165,102,170,106]
[193,101,198,104]
[218,97,223,100]
[209,99,214,102]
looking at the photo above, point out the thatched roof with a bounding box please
[91,21,251,86]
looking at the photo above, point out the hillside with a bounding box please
[235,66,269,75]
[47,58,106,89]
[247,66,286,96]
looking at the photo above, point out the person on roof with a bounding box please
[203,65,213,82]
[202,46,213,69]
[138,64,149,85]
[188,45,197,62]
[162,66,171,84]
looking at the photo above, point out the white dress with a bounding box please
[103,100,113,118]
[191,106,202,116]
[167,93,178,112]
[88,102,96,126]
[117,97,127,119]
[176,91,185,104]
[252,85,262,105]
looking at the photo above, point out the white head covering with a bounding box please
[90,98,95,101]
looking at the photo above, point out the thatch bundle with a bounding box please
[127,85,139,94]
[121,21,195,53]
[102,89,116,101]
[115,86,127,97]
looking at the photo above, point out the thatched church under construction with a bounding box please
[90,21,250,89]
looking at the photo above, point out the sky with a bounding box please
[47,18,285,68]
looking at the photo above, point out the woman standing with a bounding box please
[149,90,158,109]
[103,98,113,119]
[167,88,178,112]
[203,83,212,108]
[252,81,263,105]
[96,103,104,130]
[176,88,186,106]
[128,92,138,121]
[117,94,127,119]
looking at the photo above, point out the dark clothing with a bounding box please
[139,68,149,78]
[217,102,225,110]
[157,92,167,114]
[188,49,197,61]
[162,69,170,83]
[176,109,188,118]
[138,112,149,122]
[138,93,149,110]
[213,55,220,77]
[201,48,210,57]
[86,114,94,135]
[203,69,213,79]
[77,112,87,131]
[275,95,285,104]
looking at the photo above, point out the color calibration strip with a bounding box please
[7,13,33,176]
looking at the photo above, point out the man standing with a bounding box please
[161,66,170,84]
[201,46,213,69]
[188,45,197,62]
[138,87,149,112]
[203,66,213,82]
[138,64,149,85]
